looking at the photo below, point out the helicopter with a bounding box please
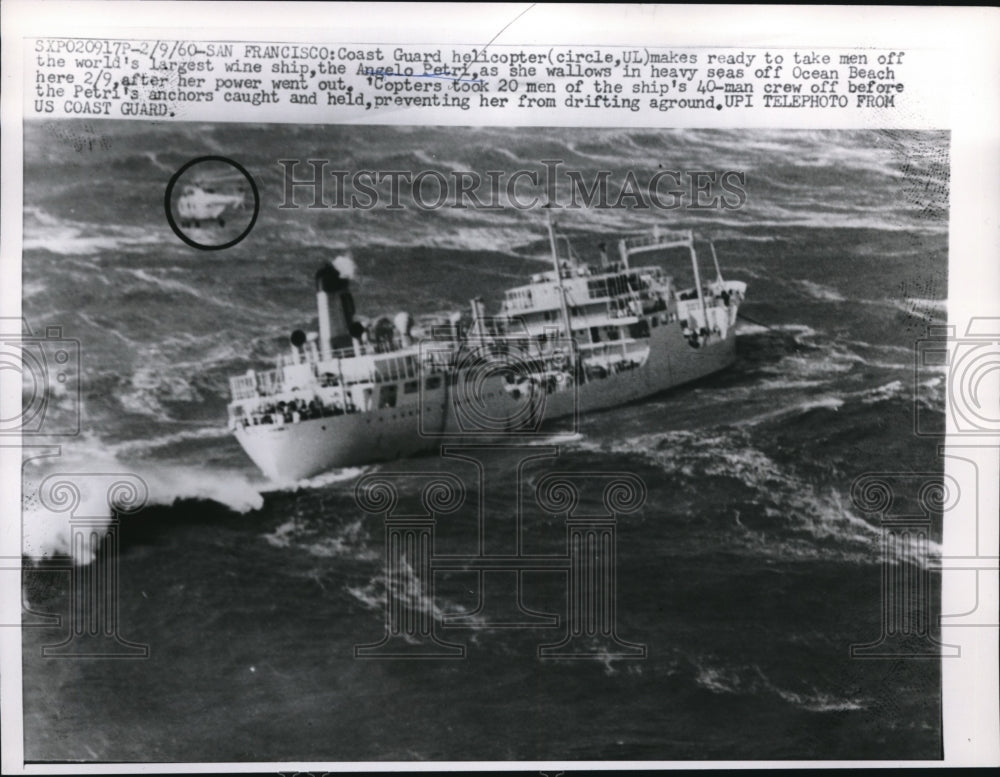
[175,172,248,228]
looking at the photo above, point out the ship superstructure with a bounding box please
[227,219,746,481]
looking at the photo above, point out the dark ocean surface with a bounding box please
[20,123,949,762]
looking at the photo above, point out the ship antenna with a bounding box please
[545,207,574,345]
[710,240,724,283]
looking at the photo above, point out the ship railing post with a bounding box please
[849,474,960,658]
[535,472,647,659]
[354,473,466,658]
[39,473,149,658]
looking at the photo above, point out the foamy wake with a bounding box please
[288,466,371,491]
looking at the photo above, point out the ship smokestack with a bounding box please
[394,311,413,347]
[315,263,357,360]
[289,329,307,364]
[598,241,609,267]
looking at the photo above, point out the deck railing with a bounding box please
[621,228,693,254]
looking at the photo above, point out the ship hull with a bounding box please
[234,322,738,482]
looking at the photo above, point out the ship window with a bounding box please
[404,380,418,394]
[379,385,397,409]
[588,279,608,299]
[629,320,651,338]
[425,375,442,390]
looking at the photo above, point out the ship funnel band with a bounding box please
[290,329,307,347]
[315,263,349,293]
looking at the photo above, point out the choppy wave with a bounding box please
[345,555,488,629]
[571,427,938,566]
[21,437,265,560]
[264,516,377,561]
[23,207,165,255]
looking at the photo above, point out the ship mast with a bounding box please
[546,209,574,344]
[688,239,710,331]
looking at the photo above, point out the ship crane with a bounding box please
[619,227,710,330]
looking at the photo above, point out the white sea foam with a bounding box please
[22,279,48,299]
[21,438,266,561]
[264,516,377,561]
[737,396,845,427]
[859,379,906,404]
[23,207,164,255]
[125,268,244,311]
[887,297,949,320]
[285,466,371,491]
[575,428,930,564]
[111,425,232,455]
[346,555,485,628]
[694,659,867,711]
[795,280,847,303]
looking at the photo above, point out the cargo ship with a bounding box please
[227,218,747,481]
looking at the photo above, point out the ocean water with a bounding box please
[20,123,949,762]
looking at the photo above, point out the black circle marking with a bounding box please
[164,155,260,251]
